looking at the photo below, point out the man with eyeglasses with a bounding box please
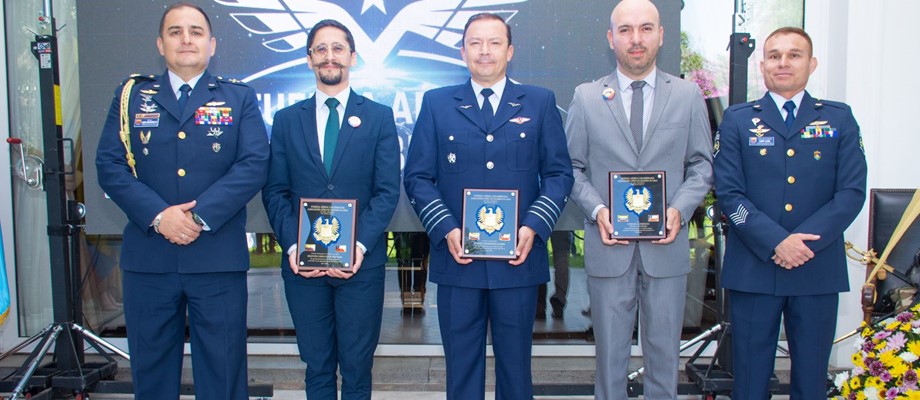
[95,3,268,399]
[404,13,573,399]
[261,19,400,399]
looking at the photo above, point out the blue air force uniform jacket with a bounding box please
[403,79,574,289]
[96,71,269,274]
[713,92,867,296]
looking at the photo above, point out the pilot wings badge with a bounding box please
[312,216,341,247]
[476,205,504,235]
[624,186,653,216]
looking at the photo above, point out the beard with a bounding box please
[616,45,659,77]
[317,62,346,86]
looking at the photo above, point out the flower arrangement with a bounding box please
[836,302,920,399]
[687,69,722,99]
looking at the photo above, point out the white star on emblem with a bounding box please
[361,0,386,14]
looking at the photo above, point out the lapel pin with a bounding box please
[751,117,761,126]
[509,117,531,125]
[348,116,361,128]
[602,88,615,100]
[459,105,473,109]
[213,143,221,153]
[508,102,521,107]
[814,151,821,160]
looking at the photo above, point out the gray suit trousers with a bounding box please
[588,248,687,400]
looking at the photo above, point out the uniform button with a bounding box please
[448,135,454,141]
[785,203,793,212]
[787,176,796,184]
[327,184,335,191]
[486,161,494,170]
[787,149,795,157]
[177,169,186,177]
[178,131,186,139]
[520,132,526,139]
[486,134,494,142]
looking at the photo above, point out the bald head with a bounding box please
[607,0,663,80]
[611,0,661,30]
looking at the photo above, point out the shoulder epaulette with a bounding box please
[814,99,848,110]
[727,101,756,112]
[215,76,248,86]
[120,73,157,86]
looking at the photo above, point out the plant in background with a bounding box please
[680,32,724,100]
[835,302,920,399]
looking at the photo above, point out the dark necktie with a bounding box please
[630,81,646,150]
[177,84,191,112]
[480,88,494,128]
[783,100,796,131]
[324,97,340,174]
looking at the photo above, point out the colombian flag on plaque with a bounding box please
[0,223,11,325]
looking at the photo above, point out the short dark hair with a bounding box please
[159,2,212,37]
[764,27,813,57]
[307,19,356,54]
[462,13,512,46]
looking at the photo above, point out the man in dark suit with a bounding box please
[403,13,573,400]
[261,19,400,400]
[713,27,867,399]
[565,1,713,398]
[95,3,269,399]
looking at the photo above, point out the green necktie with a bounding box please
[324,97,340,174]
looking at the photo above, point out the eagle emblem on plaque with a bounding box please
[312,216,341,247]
[476,205,504,235]
[624,186,653,216]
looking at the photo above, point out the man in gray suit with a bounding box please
[565,0,713,398]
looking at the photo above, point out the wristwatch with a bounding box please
[153,212,164,234]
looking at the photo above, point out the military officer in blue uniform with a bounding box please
[713,27,867,399]
[403,13,573,400]
[95,3,269,399]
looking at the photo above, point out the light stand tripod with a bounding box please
[0,2,129,398]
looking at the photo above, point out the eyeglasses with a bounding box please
[309,43,350,57]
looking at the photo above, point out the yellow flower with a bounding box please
[853,352,866,368]
[865,376,883,390]
[880,350,899,367]
[907,341,920,356]
[887,321,902,331]
[850,376,862,389]
[890,360,909,378]
[908,390,920,400]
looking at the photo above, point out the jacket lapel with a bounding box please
[152,73,180,121]
[184,72,215,124]
[454,80,487,133]
[643,70,671,146]
[752,93,787,137]
[600,74,639,155]
[489,80,524,134]
[329,90,364,176]
[791,92,820,137]
[299,96,327,178]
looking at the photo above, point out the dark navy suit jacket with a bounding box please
[714,92,867,296]
[262,90,400,279]
[404,79,574,289]
[96,70,269,273]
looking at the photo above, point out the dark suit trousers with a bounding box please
[123,270,249,400]
[730,290,837,400]
[438,284,538,400]
[285,264,385,400]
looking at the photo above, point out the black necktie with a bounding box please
[783,100,796,131]
[480,88,494,128]
[177,84,191,112]
[630,81,646,150]
[324,97,340,174]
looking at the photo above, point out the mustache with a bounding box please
[628,45,647,53]
[316,61,346,69]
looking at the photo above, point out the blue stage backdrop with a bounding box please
[80,0,681,234]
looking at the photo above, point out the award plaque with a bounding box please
[296,198,357,271]
[461,189,519,259]
[608,171,667,240]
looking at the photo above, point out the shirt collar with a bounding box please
[315,87,352,111]
[616,68,657,92]
[167,70,205,98]
[768,90,806,115]
[471,77,507,101]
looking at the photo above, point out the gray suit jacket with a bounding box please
[566,70,713,278]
